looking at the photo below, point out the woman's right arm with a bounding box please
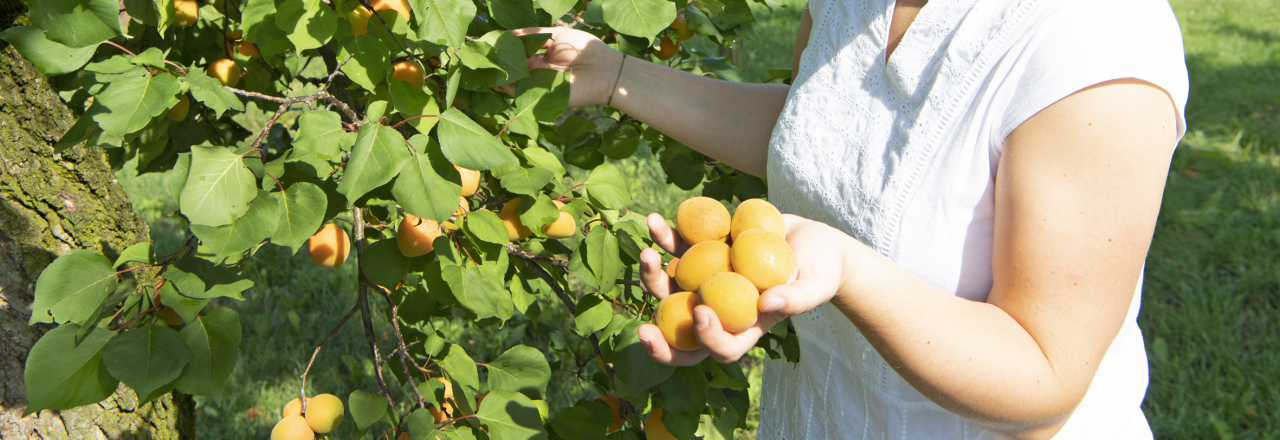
[514,10,812,177]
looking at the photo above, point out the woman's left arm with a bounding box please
[637,78,1179,439]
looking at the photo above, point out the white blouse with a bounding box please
[759,0,1189,438]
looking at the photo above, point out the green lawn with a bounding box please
[113,0,1279,438]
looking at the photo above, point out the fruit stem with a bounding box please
[299,303,360,415]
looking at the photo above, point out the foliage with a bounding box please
[8,0,795,437]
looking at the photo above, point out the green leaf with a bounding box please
[184,68,245,118]
[168,257,255,300]
[583,226,622,291]
[190,189,280,259]
[92,72,181,136]
[549,399,611,440]
[477,31,530,86]
[441,344,480,393]
[516,195,560,237]
[275,0,337,51]
[180,146,258,227]
[457,40,505,73]
[509,70,569,138]
[157,282,209,325]
[485,0,538,31]
[600,0,677,40]
[442,265,514,321]
[415,0,476,47]
[706,360,749,390]
[338,123,411,203]
[475,391,547,440]
[612,321,674,400]
[406,407,440,439]
[243,0,294,57]
[292,110,346,161]
[661,409,699,440]
[173,308,241,397]
[388,76,441,133]
[437,109,518,171]
[28,0,121,48]
[393,140,463,223]
[573,294,613,336]
[464,209,510,245]
[113,242,154,269]
[361,238,411,289]
[521,147,566,180]
[0,27,97,75]
[103,323,194,400]
[536,0,578,21]
[656,366,708,420]
[601,124,641,160]
[338,35,391,92]
[30,250,116,325]
[23,324,118,415]
[271,183,328,255]
[130,48,167,69]
[501,166,556,196]
[349,389,389,430]
[584,163,632,209]
[122,0,168,27]
[485,345,551,400]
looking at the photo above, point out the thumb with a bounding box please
[757,276,838,317]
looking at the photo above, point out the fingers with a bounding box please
[526,54,566,72]
[510,27,561,37]
[647,213,689,255]
[640,248,675,300]
[780,213,807,236]
[757,274,838,316]
[637,324,707,366]
[691,306,765,363]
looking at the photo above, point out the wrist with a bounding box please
[835,234,873,308]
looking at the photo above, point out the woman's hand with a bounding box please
[636,212,859,365]
[511,27,624,107]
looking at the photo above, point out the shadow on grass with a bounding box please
[1182,54,1280,154]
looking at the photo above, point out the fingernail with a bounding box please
[695,311,710,330]
[764,297,786,313]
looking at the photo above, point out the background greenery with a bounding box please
[113,0,1279,437]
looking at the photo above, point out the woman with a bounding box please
[517,0,1187,436]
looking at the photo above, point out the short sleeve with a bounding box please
[998,0,1189,143]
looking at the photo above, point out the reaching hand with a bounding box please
[636,213,856,365]
[511,27,625,108]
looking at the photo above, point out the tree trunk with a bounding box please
[0,4,196,439]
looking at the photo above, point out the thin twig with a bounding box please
[299,304,360,414]
[504,244,568,268]
[376,289,429,410]
[512,256,611,384]
[353,206,401,425]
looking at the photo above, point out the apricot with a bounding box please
[427,402,452,423]
[304,393,344,433]
[730,199,786,241]
[206,58,241,87]
[436,376,453,398]
[392,60,425,89]
[500,199,532,241]
[697,272,759,333]
[271,415,314,440]
[456,166,480,197]
[398,433,410,440]
[238,41,260,58]
[347,5,371,35]
[543,200,576,239]
[675,197,730,245]
[282,397,307,417]
[654,291,700,351]
[308,224,350,269]
[173,0,199,26]
[398,213,440,257]
[671,17,693,41]
[655,38,679,60]
[158,305,184,326]
[167,94,189,121]
[730,229,795,291]
[645,409,677,440]
[453,196,470,218]
[664,257,679,278]
[599,394,624,433]
[370,0,411,20]
[673,241,732,292]
[229,29,244,40]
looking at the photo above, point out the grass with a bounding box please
[110,0,1280,437]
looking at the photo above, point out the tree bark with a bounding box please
[0,4,196,439]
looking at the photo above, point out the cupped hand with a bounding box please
[637,213,854,365]
[511,27,624,107]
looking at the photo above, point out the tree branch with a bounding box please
[376,288,429,411]
[354,206,401,425]
[299,303,360,414]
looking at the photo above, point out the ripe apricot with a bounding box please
[238,41,260,58]
[675,197,730,245]
[282,397,307,417]
[655,38,679,60]
[645,409,677,440]
[271,415,314,440]
[671,17,693,41]
[206,58,241,87]
[697,272,759,333]
[544,200,576,239]
[673,241,732,292]
[436,376,453,398]
[456,165,480,197]
[599,395,624,433]
[427,402,452,423]
[308,224,350,269]
[453,196,470,218]
[229,29,244,40]
[397,213,440,257]
[392,60,425,89]
[654,291,700,351]
[304,393,344,433]
[370,0,411,20]
[398,433,410,440]
[173,0,199,26]
[730,229,795,291]
[500,199,532,241]
[167,94,189,121]
[730,199,786,241]
[347,5,371,35]
[664,257,679,278]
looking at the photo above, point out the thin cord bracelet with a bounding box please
[606,54,627,107]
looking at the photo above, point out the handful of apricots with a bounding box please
[271,393,345,440]
[655,197,794,351]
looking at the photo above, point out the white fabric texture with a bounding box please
[758,0,1189,438]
